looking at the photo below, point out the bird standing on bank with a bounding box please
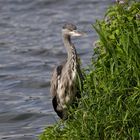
[50,23,85,120]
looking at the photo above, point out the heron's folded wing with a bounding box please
[50,65,63,97]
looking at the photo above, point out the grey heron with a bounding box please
[50,23,85,120]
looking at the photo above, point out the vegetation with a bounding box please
[40,1,140,140]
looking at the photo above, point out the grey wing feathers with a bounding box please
[50,65,63,97]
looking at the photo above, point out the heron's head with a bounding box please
[62,23,86,37]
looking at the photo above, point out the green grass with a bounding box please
[40,1,140,140]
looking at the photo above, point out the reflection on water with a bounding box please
[0,0,112,139]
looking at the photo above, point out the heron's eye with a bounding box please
[69,29,74,31]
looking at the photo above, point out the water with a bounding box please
[0,0,112,139]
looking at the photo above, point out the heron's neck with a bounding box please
[63,35,77,61]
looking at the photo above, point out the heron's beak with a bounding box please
[70,30,87,37]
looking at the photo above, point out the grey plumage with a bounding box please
[50,23,85,119]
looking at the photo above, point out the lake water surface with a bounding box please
[0,0,112,139]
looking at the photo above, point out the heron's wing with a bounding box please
[50,65,63,97]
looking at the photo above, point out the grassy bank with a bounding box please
[40,1,140,140]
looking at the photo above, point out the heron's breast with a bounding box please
[57,66,78,105]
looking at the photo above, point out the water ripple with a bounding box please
[0,0,112,139]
